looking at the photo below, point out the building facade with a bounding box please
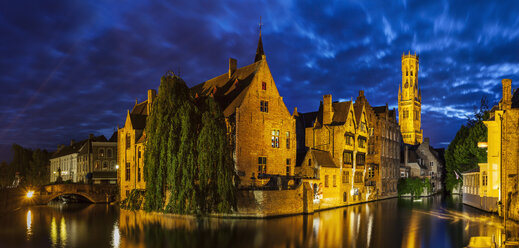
[191,33,296,188]
[398,52,423,145]
[77,134,118,184]
[117,90,154,199]
[50,141,85,183]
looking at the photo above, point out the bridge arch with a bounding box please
[44,192,96,204]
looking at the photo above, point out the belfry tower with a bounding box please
[398,51,423,145]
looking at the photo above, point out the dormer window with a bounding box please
[262,82,267,90]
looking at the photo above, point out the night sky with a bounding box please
[1,1,518,161]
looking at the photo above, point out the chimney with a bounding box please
[501,79,512,110]
[229,58,237,78]
[147,89,157,113]
[323,94,333,125]
[70,139,75,146]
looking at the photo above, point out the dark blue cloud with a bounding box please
[0,0,518,160]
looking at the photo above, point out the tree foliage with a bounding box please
[143,72,236,214]
[0,144,51,188]
[445,97,489,192]
[398,177,431,197]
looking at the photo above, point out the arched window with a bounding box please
[410,70,413,76]
[103,161,108,170]
[99,148,105,157]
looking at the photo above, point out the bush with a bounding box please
[398,177,431,198]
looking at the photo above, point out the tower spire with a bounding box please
[254,16,264,62]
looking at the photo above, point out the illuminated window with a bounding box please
[356,153,365,165]
[99,148,105,157]
[258,157,267,174]
[260,100,269,112]
[368,167,375,178]
[271,130,279,148]
[262,82,267,90]
[354,172,363,183]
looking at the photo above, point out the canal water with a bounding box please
[0,195,511,247]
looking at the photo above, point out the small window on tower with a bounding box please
[262,82,267,90]
[411,71,413,76]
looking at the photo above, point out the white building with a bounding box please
[50,140,84,183]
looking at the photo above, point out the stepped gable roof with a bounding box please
[513,88,519,108]
[191,61,261,117]
[52,139,89,159]
[298,111,318,128]
[311,149,338,168]
[129,114,147,130]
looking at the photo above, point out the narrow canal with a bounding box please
[0,195,512,247]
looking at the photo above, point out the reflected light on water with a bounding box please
[51,217,57,247]
[60,217,67,247]
[112,222,120,248]
[26,210,32,240]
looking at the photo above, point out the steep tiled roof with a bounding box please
[512,88,519,108]
[191,61,261,117]
[372,106,387,114]
[299,111,318,128]
[353,101,364,125]
[311,149,338,168]
[108,132,118,142]
[331,101,352,124]
[52,139,88,159]
[129,114,147,130]
[131,101,148,115]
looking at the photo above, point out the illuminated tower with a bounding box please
[398,51,423,145]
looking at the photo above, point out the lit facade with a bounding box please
[398,52,423,145]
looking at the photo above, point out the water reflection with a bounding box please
[0,195,514,247]
[117,195,511,248]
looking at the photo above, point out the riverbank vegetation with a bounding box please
[141,72,236,215]
[444,98,489,193]
[397,177,432,197]
[0,144,50,188]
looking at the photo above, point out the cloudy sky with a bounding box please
[1,0,518,160]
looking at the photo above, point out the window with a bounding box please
[103,161,108,169]
[368,167,375,178]
[107,148,113,158]
[286,166,290,176]
[286,158,291,165]
[99,148,105,157]
[343,171,349,183]
[356,153,365,165]
[325,175,329,187]
[410,71,413,76]
[95,160,100,169]
[286,132,290,149]
[126,134,131,149]
[260,100,269,112]
[262,82,267,90]
[430,161,434,167]
[360,119,367,132]
[406,70,408,76]
[403,110,409,119]
[308,159,312,167]
[333,175,337,187]
[138,165,141,182]
[345,134,354,146]
[358,137,366,148]
[125,163,130,181]
[271,130,279,148]
[482,171,487,186]
[354,172,363,183]
[405,80,408,88]
[343,151,353,165]
[415,110,419,120]
[258,157,267,174]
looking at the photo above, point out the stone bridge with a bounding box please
[33,183,117,204]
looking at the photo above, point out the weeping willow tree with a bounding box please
[143,72,236,214]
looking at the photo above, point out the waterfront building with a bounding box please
[400,138,444,194]
[398,51,423,145]
[191,32,296,188]
[117,90,155,199]
[77,133,118,184]
[469,79,519,215]
[50,141,84,183]
[368,102,401,198]
[296,93,371,208]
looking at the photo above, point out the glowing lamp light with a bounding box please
[477,142,488,148]
[26,190,34,199]
[115,164,119,170]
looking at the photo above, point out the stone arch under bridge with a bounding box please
[34,183,117,204]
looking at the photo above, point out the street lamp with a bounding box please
[26,190,34,199]
[115,164,119,170]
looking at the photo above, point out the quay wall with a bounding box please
[462,193,498,213]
